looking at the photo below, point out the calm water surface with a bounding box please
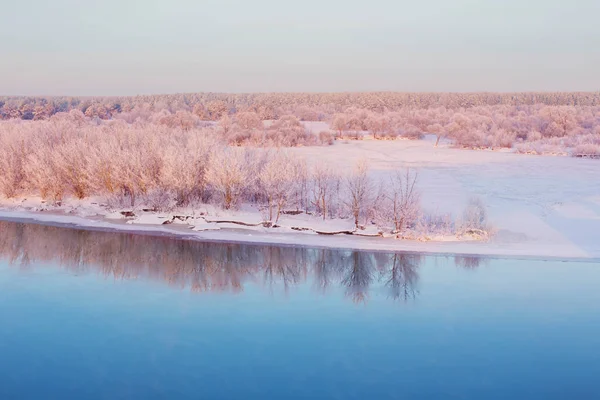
[0,220,599,400]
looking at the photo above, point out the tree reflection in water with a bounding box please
[454,255,488,270]
[382,253,421,301]
[0,221,453,304]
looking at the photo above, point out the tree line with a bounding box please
[0,114,489,239]
[2,91,600,121]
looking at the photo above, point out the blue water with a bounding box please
[0,221,599,399]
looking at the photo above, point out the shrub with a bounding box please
[572,143,600,158]
[318,131,334,145]
[460,197,489,234]
[416,213,456,237]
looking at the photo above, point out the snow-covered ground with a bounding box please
[291,138,600,258]
[1,138,599,259]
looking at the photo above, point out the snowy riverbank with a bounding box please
[2,140,599,260]
[0,204,595,260]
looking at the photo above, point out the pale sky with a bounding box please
[1,0,599,95]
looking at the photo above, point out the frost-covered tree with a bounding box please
[266,115,314,147]
[345,160,374,228]
[311,162,341,220]
[206,148,253,209]
[218,114,233,135]
[427,123,446,147]
[161,132,215,205]
[541,106,577,137]
[236,112,263,130]
[258,151,297,223]
[385,169,420,234]
[206,100,228,120]
[331,114,347,138]
[0,125,28,197]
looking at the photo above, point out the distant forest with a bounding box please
[2,91,599,161]
[2,92,600,121]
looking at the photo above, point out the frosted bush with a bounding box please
[527,130,543,141]
[318,131,334,145]
[416,213,456,237]
[573,143,600,157]
[460,197,489,234]
[142,188,177,212]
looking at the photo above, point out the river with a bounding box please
[0,220,599,399]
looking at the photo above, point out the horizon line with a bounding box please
[2,90,600,98]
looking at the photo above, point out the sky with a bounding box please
[1,0,599,96]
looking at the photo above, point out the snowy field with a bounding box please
[289,137,600,258]
[1,137,598,259]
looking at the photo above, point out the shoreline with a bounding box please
[1,210,598,263]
